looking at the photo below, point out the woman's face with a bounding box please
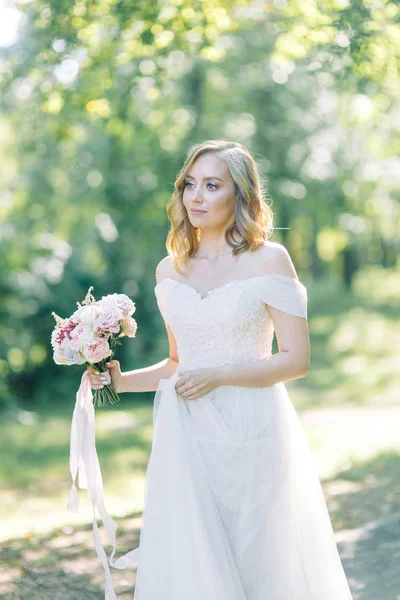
[182,153,236,230]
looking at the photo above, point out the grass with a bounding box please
[294,265,400,408]
[0,396,154,541]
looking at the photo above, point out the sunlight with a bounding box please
[0,1,25,48]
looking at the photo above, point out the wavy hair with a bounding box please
[165,139,274,275]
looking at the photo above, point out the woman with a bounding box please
[87,139,354,599]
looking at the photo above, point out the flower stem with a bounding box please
[86,360,121,407]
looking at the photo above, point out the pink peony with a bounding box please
[69,322,93,350]
[84,337,112,363]
[95,308,123,334]
[121,316,138,338]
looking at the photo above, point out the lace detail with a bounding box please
[154,274,307,371]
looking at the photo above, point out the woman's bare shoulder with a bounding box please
[249,241,299,279]
[155,255,175,285]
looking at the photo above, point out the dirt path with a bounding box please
[0,513,142,600]
[337,513,400,600]
[1,511,400,599]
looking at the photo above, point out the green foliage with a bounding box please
[0,0,399,408]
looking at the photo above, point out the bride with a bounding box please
[84,139,354,599]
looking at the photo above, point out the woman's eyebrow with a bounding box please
[185,175,224,182]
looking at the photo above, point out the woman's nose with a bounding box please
[192,185,203,201]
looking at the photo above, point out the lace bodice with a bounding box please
[154,274,308,371]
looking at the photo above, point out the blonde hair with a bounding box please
[165,139,274,275]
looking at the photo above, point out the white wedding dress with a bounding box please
[68,273,354,600]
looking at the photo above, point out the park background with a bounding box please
[0,0,399,598]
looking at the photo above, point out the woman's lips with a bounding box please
[191,209,207,214]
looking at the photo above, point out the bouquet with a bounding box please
[50,286,137,406]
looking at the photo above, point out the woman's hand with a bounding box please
[87,360,123,393]
[174,367,221,402]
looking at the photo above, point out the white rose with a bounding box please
[74,305,98,325]
[101,293,135,317]
[54,346,83,365]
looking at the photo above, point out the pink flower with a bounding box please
[83,337,112,363]
[95,308,123,334]
[69,322,93,350]
[51,319,79,347]
[121,316,137,338]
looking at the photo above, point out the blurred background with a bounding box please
[0,0,399,598]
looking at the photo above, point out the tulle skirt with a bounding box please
[126,370,353,600]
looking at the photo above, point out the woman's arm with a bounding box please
[217,245,310,387]
[118,357,178,393]
[119,258,180,393]
[119,321,179,393]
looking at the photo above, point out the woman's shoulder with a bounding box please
[248,241,299,279]
[155,255,175,285]
[245,242,308,319]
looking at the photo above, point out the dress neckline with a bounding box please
[154,273,303,301]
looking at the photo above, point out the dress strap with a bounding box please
[246,274,308,319]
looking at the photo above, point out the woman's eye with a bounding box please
[183,181,217,190]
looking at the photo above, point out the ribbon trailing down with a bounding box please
[67,370,139,600]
